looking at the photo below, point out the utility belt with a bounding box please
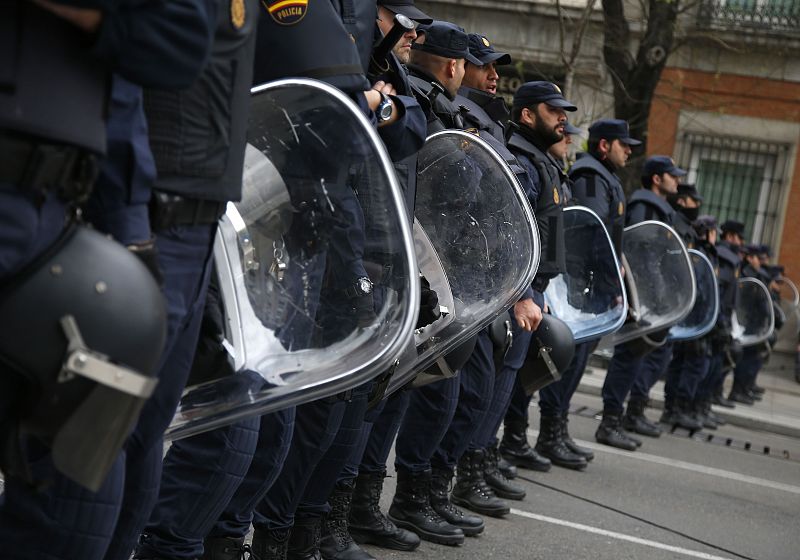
[0,131,97,202]
[149,191,227,231]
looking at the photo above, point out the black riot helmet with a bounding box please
[0,225,166,491]
[517,315,575,395]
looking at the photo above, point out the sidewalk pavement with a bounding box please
[579,350,800,439]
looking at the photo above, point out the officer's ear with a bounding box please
[520,105,536,127]
[446,58,457,78]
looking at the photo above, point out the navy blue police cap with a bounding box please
[677,183,703,201]
[692,214,717,233]
[378,0,433,24]
[563,121,583,135]
[741,243,761,256]
[642,155,687,178]
[512,81,577,112]
[413,22,482,65]
[588,118,641,146]
[466,34,511,66]
[720,219,746,237]
[758,244,772,257]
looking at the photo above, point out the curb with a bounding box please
[577,367,800,439]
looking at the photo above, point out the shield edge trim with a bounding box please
[667,248,720,342]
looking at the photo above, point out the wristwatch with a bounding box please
[345,276,374,298]
[377,93,393,122]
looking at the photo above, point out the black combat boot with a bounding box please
[622,397,662,437]
[319,479,375,560]
[534,416,587,470]
[702,399,726,426]
[387,469,464,546]
[498,455,517,479]
[499,420,551,472]
[200,536,250,560]
[728,383,754,405]
[560,413,594,462]
[595,412,638,451]
[711,386,735,408]
[693,399,718,430]
[451,450,510,518]
[484,444,526,500]
[671,399,703,431]
[251,527,290,560]
[349,470,419,552]
[287,517,323,560]
[429,466,485,536]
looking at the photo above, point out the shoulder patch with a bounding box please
[231,0,246,29]
[618,201,624,216]
[262,0,307,25]
[553,187,560,205]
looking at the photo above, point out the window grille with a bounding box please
[674,132,791,248]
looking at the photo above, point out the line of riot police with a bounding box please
[1,1,794,559]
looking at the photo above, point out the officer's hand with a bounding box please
[514,298,542,332]
[417,275,440,329]
[33,0,102,33]
[371,80,397,98]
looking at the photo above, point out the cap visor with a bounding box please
[546,98,578,112]
[478,52,512,66]
[621,137,642,146]
[465,52,484,66]
[385,4,433,24]
[671,166,688,177]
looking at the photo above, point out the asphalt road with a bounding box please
[366,392,800,560]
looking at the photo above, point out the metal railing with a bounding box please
[697,0,800,33]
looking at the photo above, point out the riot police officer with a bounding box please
[705,219,746,408]
[654,184,711,430]
[388,21,488,547]
[533,119,641,469]
[500,81,578,468]
[426,34,530,521]
[596,156,687,450]
[0,3,214,559]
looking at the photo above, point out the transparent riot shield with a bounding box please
[668,249,719,341]
[733,277,775,347]
[165,79,418,440]
[777,277,800,336]
[386,130,540,394]
[612,221,695,345]
[544,206,626,343]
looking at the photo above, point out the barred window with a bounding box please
[674,133,792,247]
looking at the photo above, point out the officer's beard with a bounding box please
[532,107,564,147]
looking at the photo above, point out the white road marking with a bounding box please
[525,428,800,496]
[511,509,736,560]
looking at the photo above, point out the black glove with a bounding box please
[416,274,440,329]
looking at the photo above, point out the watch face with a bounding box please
[379,99,393,121]
[358,277,373,294]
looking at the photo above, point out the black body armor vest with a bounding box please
[252,0,370,94]
[507,130,567,278]
[144,0,258,202]
[569,153,626,254]
[627,189,675,226]
[1,5,108,153]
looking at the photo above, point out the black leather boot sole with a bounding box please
[349,527,420,552]
[386,511,465,546]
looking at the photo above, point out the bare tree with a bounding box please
[555,0,599,99]
[601,0,684,191]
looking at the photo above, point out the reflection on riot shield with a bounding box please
[165,79,418,441]
[668,249,719,341]
[544,206,626,343]
[732,277,775,347]
[386,130,540,394]
[612,221,695,346]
